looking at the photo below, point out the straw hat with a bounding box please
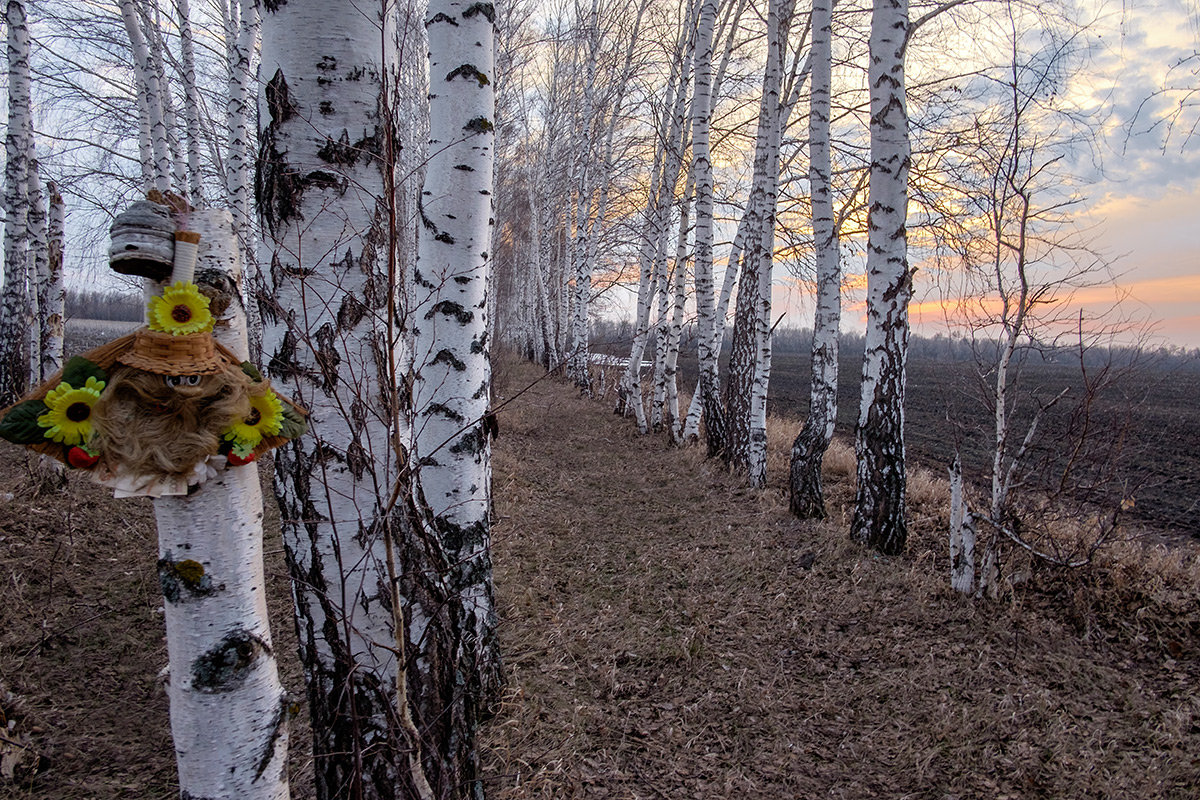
[116,328,235,376]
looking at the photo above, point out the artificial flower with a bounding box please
[148,281,214,335]
[222,388,285,453]
[38,376,106,446]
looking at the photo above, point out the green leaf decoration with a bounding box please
[0,399,51,444]
[240,361,264,383]
[60,356,107,388]
[279,405,308,440]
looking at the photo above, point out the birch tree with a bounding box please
[412,0,504,769]
[691,0,727,456]
[256,1,469,796]
[1,0,33,405]
[936,10,1129,595]
[120,0,171,193]
[724,0,800,486]
[154,210,289,800]
[852,0,912,555]
[789,0,838,518]
[40,181,65,380]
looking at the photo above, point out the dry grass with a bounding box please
[481,357,1200,800]
[1,351,1197,798]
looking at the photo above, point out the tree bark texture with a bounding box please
[1,0,32,405]
[40,182,65,381]
[852,0,911,555]
[692,0,727,458]
[725,0,787,485]
[255,3,454,797]
[789,0,838,519]
[412,0,504,793]
[154,210,289,800]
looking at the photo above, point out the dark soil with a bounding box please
[668,348,1200,536]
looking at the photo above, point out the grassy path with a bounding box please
[481,363,1200,799]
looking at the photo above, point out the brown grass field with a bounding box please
[2,352,1199,798]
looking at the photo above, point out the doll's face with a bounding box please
[164,374,207,397]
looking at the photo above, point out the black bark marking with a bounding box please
[316,55,337,71]
[253,698,289,781]
[314,323,342,393]
[435,232,456,244]
[256,70,304,234]
[426,300,474,324]
[192,629,269,693]
[446,65,490,87]
[423,402,465,423]
[319,101,334,116]
[463,2,495,21]
[317,127,384,167]
[336,293,368,332]
[463,117,494,134]
[429,349,467,371]
[346,440,369,481]
[454,276,472,285]
[427,11,458,25]
[454,164,475,171]
[304,170,344,192]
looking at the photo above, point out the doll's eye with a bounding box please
[185,375,201,386]
[166,375,183,387]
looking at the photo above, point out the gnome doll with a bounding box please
[0,209,305,497]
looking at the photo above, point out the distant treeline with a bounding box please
[66,288,144,322]
[592,319,1200,372]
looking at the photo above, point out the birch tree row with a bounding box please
[491,0,1132,574]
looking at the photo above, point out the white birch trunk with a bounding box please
[25,159,45,382]
[120,0,171,193]
[174,0,205,204]
[948,454,976,595]
[1,0,32,404]
[141,3,186,192]
[413,0,502,790]
[154,210,288,799]
[692,0,727,456]
[789,0,839,519]
[618,6,693,430]
[41,182,65,380]
[227,0,261,357]
[852,0,911,555]
[726,0,787,484]
[663,178,693,442]
[256,3,441,796]
[566,0,601,392]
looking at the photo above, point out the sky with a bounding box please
[776,0,1200,349]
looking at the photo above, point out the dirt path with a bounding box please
[482,365,1200,799]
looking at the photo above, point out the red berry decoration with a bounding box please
[226,452,256,467]
[67,446,100,469]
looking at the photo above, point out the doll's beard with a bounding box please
[93,367,252,477]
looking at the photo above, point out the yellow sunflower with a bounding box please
[38,376,106,446]
[148,281,214,335]
[223,388,285,452]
